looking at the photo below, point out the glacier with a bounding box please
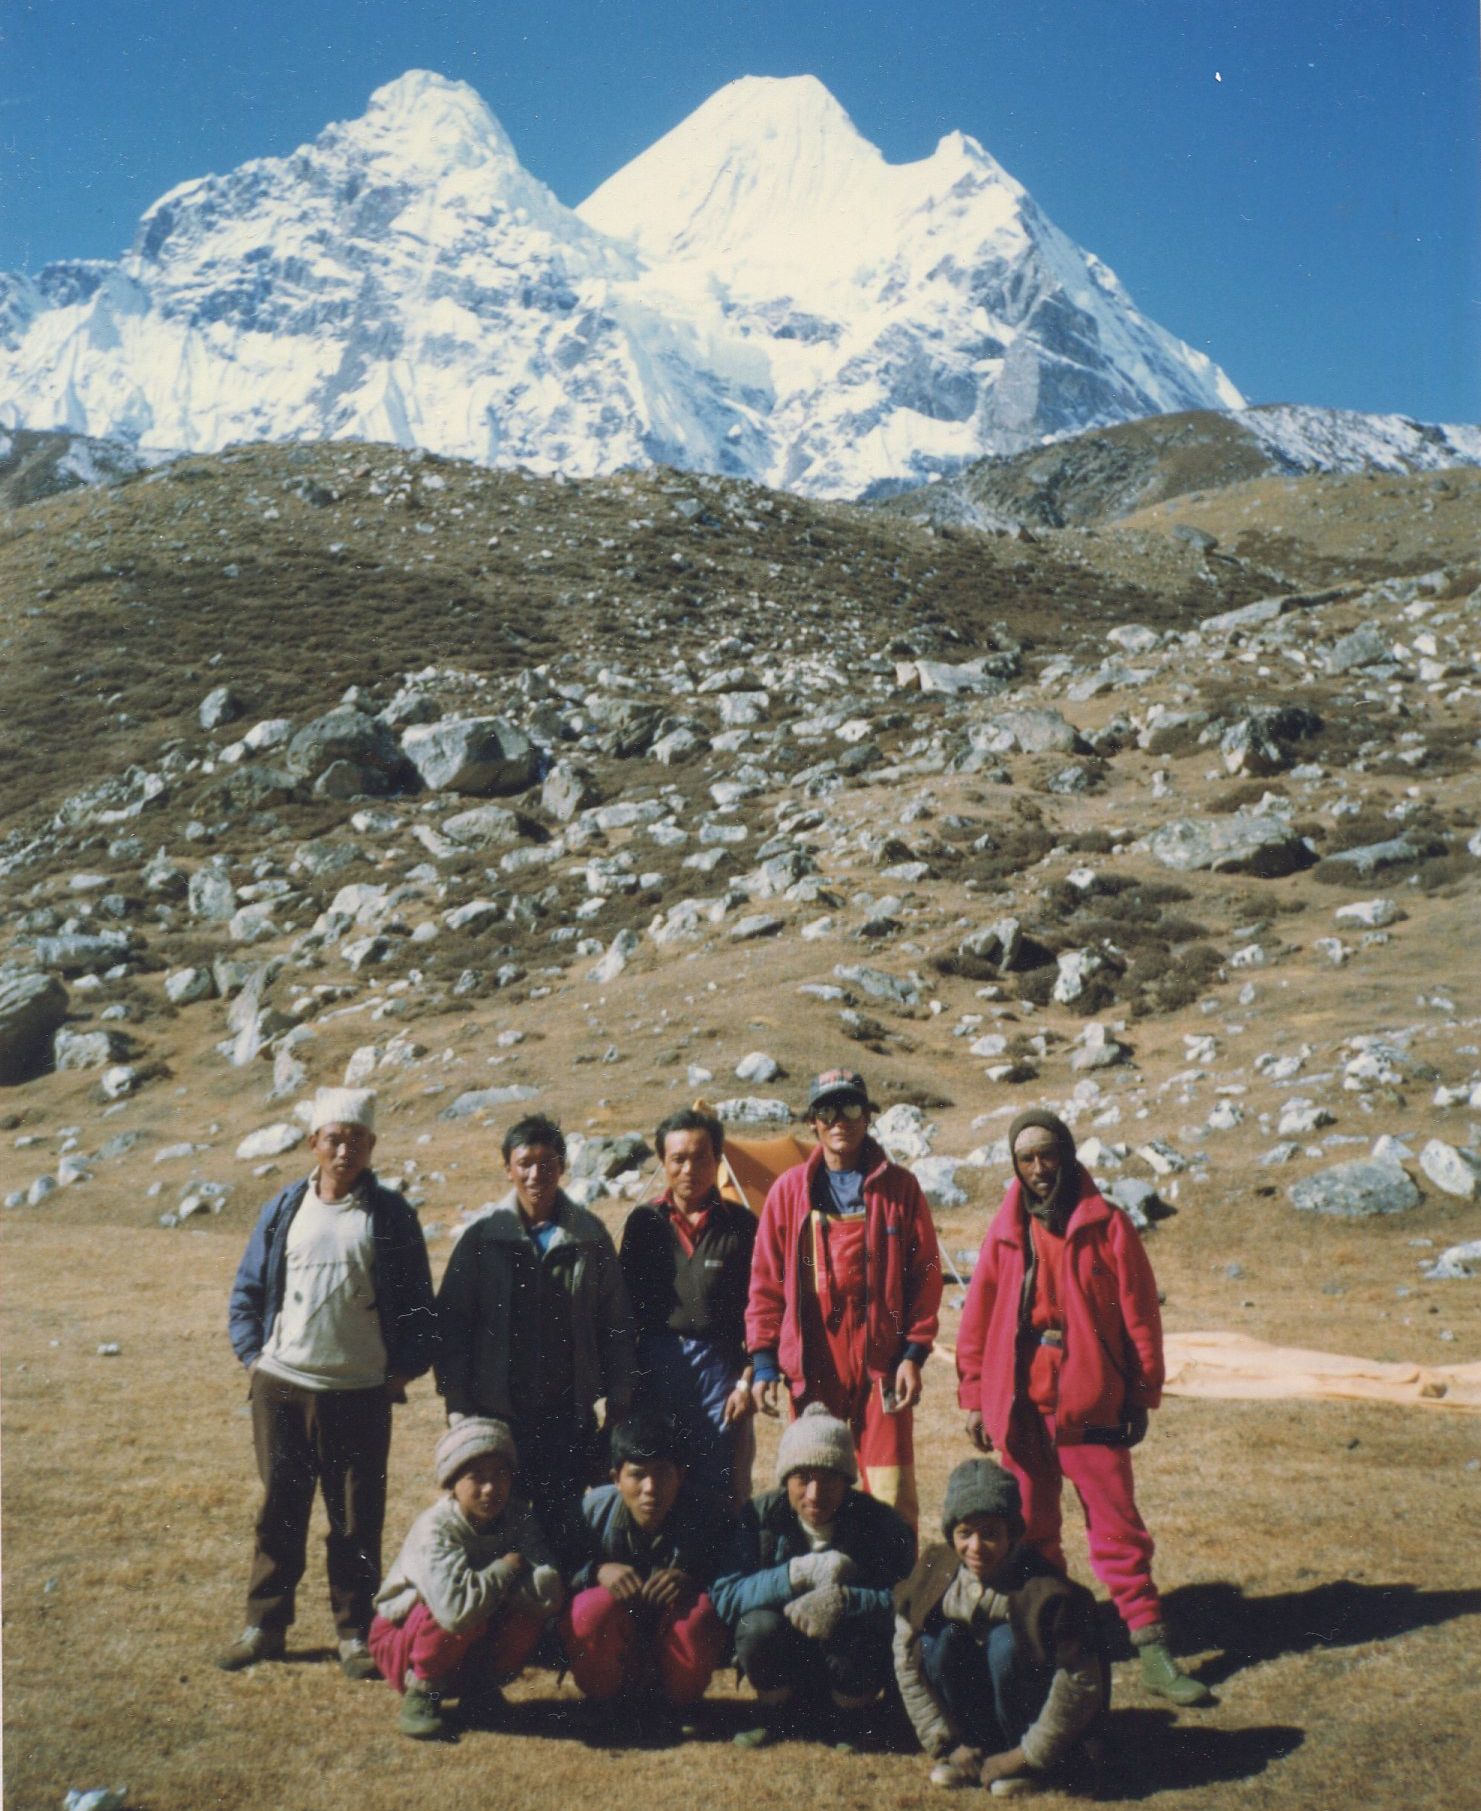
[2,69,1252,498]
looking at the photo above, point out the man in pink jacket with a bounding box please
[956,1108,1210,1706]
[747,1068,943,1529]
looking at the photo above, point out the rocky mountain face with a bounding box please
[0,70,1242,498]
[1,442,1478,1292]
[882,404,1481,532]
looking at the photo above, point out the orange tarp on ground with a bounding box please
[1162,1330,1481,1414]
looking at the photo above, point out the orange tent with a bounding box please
[718,1130,812,1213]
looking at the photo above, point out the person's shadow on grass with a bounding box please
[1097,1709,1303,1799]
[1160,1578,1481,1686]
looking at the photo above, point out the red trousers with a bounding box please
[796,1212,917,1528]
[999,1407,1161,1633]
[368,1599,547,1692]
[560,1587,728,1706]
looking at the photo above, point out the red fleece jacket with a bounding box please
[745,1138,943,1388]
[956,1169,1164,1449]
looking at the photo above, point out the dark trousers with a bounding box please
[733,1605,894,1703]
[245,1370,392,1640]
[506,1402,598,1553]
[918,1619,1049,1752]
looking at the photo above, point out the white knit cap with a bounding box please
[775,1401,858,1485]
[310,1087,377,1134]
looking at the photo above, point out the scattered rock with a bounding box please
[1143,812,1312,877]
[0,970,69,1084]
[1289,1159,1420,1218]
[1418,1139,1481,1200]
[402,716,538,795]
[199,683,246,730]
[234,1122,304,1161]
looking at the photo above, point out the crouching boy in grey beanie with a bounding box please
[369,1418,564,1739]
[893,1460,1108,1795]
[710,1403,916,1748]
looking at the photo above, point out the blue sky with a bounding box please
[3,0,1477,422]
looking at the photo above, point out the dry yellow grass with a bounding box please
[5,1205,1479,1811]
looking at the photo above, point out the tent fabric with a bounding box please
[1161,1330,1481,1414]
[718,1132,813,1214]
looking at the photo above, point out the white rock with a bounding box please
[1334,897,1405,929]
[164,965,216,1005]
[100,1064,139,1100]
[875,1103,935,1162]
[1419,1138,1481,1200]
[735,1051,781,1084]
[714,1096,792,1125]
[911,1155,967,1208]
[589,930,640,984]
[1421,1239,1481,1280]
[235,1122,304,1161]
[1052,949,1103,1005]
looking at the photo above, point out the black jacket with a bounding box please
[620,1193,756,1370]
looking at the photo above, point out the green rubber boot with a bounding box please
[1135,1628,1213,1706]
[398,1673,446,1739]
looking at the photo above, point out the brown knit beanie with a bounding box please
[1009,1108,1080,1231]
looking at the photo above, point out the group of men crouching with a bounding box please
[219,1067,1211,1791]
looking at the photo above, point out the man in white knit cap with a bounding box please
[219,1088,436,1678]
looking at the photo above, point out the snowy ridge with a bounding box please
[1240,404,1481,474]
[8,69,1450,502]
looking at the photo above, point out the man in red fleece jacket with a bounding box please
[746,1068,943,1530]
[956,1107,1211,1707]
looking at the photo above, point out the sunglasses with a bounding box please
[813,1101,866,1126]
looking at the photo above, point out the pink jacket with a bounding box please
[746,1139,943,1388]
[955,1170,1163,1450]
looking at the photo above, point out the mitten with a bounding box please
[782,1585,849,1642]
[523,1564,565,1613]
[787,1550,856,1591]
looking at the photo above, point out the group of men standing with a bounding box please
[220,1061,1204,1718]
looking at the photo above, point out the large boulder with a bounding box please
[401,717,538,795]
[970,708,1085,756]
[1143,813,1312,877]
[441,804,525,849]
[284,706,403,784]
[54,1027,129,1070]
[1289,1159,1420,1218]
[33,931,134,975]
[0,971,69,1084]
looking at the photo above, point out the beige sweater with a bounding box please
[375,1493,563,1635]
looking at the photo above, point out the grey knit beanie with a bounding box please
[436,1417,519,1487]
[775,1402,858,1485]
[942,1460,1023,1539]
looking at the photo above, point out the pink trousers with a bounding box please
[559,1586,729,1705]
[1000,1407,1162,1632]
[368,1599,547,1692]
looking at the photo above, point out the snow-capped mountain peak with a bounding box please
[579,74,891,284]
[356,69,516,167]
[2,69,1262,497]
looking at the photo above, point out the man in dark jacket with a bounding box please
[435,1114,635,1548]
[712,1403,916,1748]
[219,1088,436,1678]
[620,1106,757,1503]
